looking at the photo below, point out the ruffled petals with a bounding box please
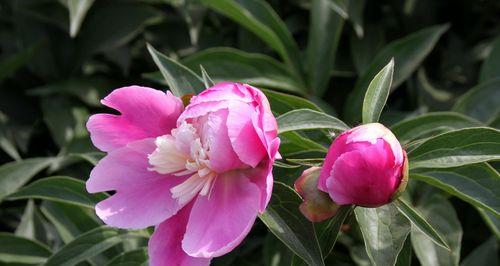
[149,203,211,266]
[86,139,185,229]
[182,174,261,258]
[87,86,183,152]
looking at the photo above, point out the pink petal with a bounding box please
[182,173,261,258]
[326,140,399,207]
[149,202,211,266]
[87,86,183,152]
[347,123,404,165]
[227,103,267,167]
[318,132,370,191]
[86,139,185,229]
[194,109,244,173]
[188,82,254,105]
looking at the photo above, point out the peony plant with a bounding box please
[1,1,498,266]
[86,82,280,265]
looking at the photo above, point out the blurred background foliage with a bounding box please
[0,0,499,265]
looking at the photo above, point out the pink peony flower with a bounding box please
[318,123,408,207]
[86,82,280,265]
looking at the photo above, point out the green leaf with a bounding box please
[147,43,205,97]
[40,201,100,244]
[41,97,89,147]
[67,0,95,37]
[410,195,462,266]
[477,207,500,238]
[452,78,500,123]
[408,127,500,169]
[201,0,302,78]
[199,65,215,89]
[306,0,345,95]
[279,131,327,156]
[411,164,500,216]
[345,24,449,123]
[355,204,411,266]
[106,248,148,266]
[0,158,53,202]
[395,237,412,266]
[7,176,107,208]
[394,199,449,250]
[0,233,52,264]
[277,109,349,134]
[318,205,354,258]
[15,200,48,244]
[28,78,111,107]
[347,0,365,38]
[350,25,385,75]
[391,112,483,144]
[263,233,293,266]
[78,2,162,55]
[45,226,147,266]
[259,182,324,266]
[0,43,40,83]
[69,152,104,166]
[416,68,452,102]
[0,125,21,161]
[326,0,348,19]
[460,237,498,266]
[263,89,322,115]
[479,36,500,82]
[362,58,394,123]
[182,47,304,94]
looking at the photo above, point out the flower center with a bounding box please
[148,122,216,205]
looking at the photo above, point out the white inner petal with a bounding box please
[148,122,216,204]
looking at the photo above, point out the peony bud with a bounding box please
[318,123,408,207]
[294,167,339,222]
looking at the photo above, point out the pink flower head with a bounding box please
[86,82,280,265]
[318,123,408,207]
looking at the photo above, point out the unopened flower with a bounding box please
[294,167,339,222]
[86,82,280,265]
[318,123,408,207]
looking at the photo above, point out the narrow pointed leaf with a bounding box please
[408,127,500,169]
[182,47,304,94]
[345,24,449,123]
[40,201,100,244]
[391,112,483,144]
[259,182,324,266]
[319,205,354,257]
[307,0,345,95]
[479,36,500,82]
[355,204,411,266]
[277,109,349,134]
[452,78,500,123]
[263,89,322,115]
[7,176,107,208]
[395,199,449,249]
[362,59,394,123]
[201,0,302,77]
[199,65,215,88]
[45,226,147,266]
[477,207,500,238]
[147,44,204,97]
[410,195,462,266]
[67,0,95,37]
[411,164,500,216]
[0,233,52,264]
[106,248,148,266]
[0,158,54,202]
